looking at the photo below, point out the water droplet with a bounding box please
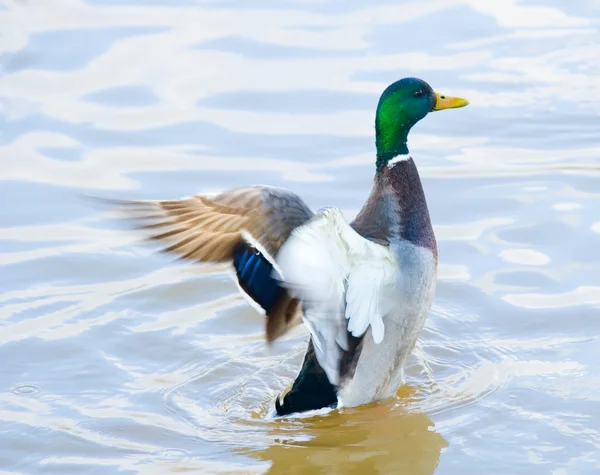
[12,384,41,396]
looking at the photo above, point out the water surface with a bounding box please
[1,0,600,473]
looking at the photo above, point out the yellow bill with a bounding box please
[432,92,469,111]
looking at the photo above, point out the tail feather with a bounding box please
[275,338,338,416]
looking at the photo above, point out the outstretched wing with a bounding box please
[108,185,314,341]
[276,208,398,386]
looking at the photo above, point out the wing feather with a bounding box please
[109,186,311,262]
[276,207,398,385]
[103,186,314,341]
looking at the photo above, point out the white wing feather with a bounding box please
[276,207,398,385]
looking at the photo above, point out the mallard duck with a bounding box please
[114,77,468,416]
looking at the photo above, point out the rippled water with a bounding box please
[2,0,600,473]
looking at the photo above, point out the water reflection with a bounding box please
[252,403,447,475]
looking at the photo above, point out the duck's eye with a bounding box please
[414,89,425,98]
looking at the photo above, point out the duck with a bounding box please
[113,77,468,416]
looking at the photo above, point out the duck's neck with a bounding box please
[375,142,410,171]
[375,111,410,171]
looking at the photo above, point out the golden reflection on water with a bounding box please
[252,404,446,475]
[240,387,446,475]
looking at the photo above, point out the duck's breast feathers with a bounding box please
[351,158,436,257]
[275,207,400,386]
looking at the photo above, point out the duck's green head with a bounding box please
[375,77,468,170]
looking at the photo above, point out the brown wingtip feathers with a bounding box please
[89,186,313,344]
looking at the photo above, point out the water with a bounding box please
[1,0,600,473]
